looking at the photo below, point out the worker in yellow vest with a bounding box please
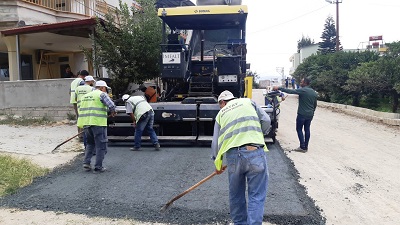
[70,69,89,140]
[122,94,160,151]
[75,75,95,146]
[75,75,95,109]
[78,80,116,173]
[211,90,271,225]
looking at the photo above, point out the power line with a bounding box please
[249,5,330,34]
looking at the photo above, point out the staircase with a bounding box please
[188,75,214,97]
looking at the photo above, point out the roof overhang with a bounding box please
[158,5,248,30]
[1,18,99,38]
[0,18,101,52]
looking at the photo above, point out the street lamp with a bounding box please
[325,0,342,52]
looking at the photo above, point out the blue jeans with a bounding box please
[226,147,269,225]
[296,114,313,149]
[134,110,159,148]
[83,126,108,169]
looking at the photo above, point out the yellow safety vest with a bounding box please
[77,90,107,128]
[75,85,93,109]
[70,78,83,104]
[126,96,153,123]
[214,98,267,170]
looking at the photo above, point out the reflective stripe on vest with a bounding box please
[217,116,263,150]
[70,78,83,104]
[77,90,107,128]
[76,85,93,108]
[214,98,267,170]
[126,96,152,123]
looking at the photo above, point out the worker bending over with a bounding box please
[122,94,160,151]
[211,90,271,225]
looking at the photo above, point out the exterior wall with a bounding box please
[0,0,107,81]
[289,53,300,75]
[0,79,74,120]
[289,44,319,75]
[299,44,319,64]
[0,0,91,28]
[0,1,19,29]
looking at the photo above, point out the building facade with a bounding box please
[0,0,114,81]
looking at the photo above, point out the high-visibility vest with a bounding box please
[125,96,152,123]
[214,98,267,170]
[70,78,83,104]
[77,90,107,128]
[75,85,93,109]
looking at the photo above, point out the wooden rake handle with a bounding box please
[161,165,227,212]
[51,131,84,154]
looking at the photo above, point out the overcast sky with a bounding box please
[109,0,400,80]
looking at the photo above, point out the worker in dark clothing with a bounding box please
[273,78,317,152]
[140,85,158,103]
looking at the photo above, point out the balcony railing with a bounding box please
[21,0,115,18]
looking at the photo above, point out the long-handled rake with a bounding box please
[160,165,227,213]
[51,131,84,154]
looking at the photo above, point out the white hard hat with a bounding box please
[122,94,130,101]
[84,75,94,81]
[95,80,109,88]
[218,90,236,102]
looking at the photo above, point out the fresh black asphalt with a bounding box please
[0,142,325,225]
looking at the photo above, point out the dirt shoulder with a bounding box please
[272,91,400,224]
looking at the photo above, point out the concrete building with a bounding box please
[0,0,114,81]
[289,44,319,75]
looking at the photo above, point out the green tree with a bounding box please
[295,51,379,103]
[83,0,162,97]
[247,70,260,88]
[318,16,339,54]
[346,42,400,112]
[345,61,380,107]
[297,35,314,53]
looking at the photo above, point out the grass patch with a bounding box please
[0,154,49,196]
[0,114,54,126]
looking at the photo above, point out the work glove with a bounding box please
[215,165,227,175]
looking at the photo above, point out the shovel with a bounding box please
[160,165,227,213]
[51,131,84,154]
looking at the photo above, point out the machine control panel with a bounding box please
[218,75,237,83]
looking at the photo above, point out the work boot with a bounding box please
[83,163,91,171]
[154,143,161,151]
[293,147,307,153]
[93,167,107,173]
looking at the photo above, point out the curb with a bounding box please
[318,101,400,126]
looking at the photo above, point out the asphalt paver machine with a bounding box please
[107,2,250,144]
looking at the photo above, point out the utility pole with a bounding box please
[326,0,342,52]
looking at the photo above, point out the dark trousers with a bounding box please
[296,114,313,149]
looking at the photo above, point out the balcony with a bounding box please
[21,0,115,18]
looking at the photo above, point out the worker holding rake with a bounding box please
[211,90,271,225]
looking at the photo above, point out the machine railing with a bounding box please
[21,0,115,17]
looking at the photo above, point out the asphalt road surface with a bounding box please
[0,142,325,224]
